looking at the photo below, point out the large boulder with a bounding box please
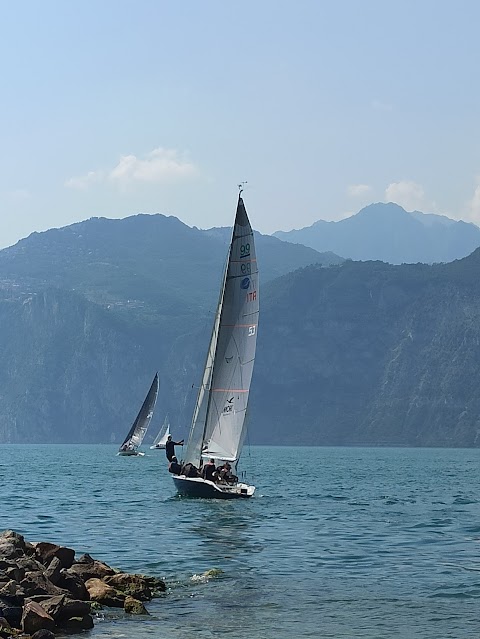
[34,543,75,570]
[57,570,90,601]
[16,557,47,574]
[85,578,124,608]
[69,559,115,581]
[104,573,152,601]
[21,601,55,635]
[38,594,90,624]
[20,572,68,598]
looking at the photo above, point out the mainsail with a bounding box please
[120,373,159,451]
[184,195,259,466]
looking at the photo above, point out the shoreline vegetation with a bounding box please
[0,530,166,638]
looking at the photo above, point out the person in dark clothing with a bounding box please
[202,458,216,482]
[181,462,199,478]
[218,462,238,485]
[165,435,184,462]
[168,456,182,475]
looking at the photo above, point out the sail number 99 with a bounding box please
[241,262,251,275]
[240,243,250,258]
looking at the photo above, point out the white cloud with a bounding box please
[347,184,372,198]
[65,171,104,190]
[65,147,198,190]
[385,180,429,211]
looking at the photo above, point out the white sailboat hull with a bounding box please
[172,475,255,499]
[149,443,166,450]
[117,450,145,457]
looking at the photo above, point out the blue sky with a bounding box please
[0,0,479,248]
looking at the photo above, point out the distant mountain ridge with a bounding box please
[0,213,340,443]
[273,203,480,264]
[2,211,480,447]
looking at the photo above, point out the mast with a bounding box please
[200,189,259,463]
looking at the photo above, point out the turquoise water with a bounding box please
[2,445,480,638]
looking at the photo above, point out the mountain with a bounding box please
[0,214,338,443]
[2,212,480,447]
[251,249,480,446]
[273,203,480,264]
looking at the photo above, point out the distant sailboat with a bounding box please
[118,373,159,457]
[150,415,170,450]
[172,190,259,498]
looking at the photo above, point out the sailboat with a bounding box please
[172,190,259,498]
[118,373,159,456]
[150,415,170,450]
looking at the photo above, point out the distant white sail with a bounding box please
[150,416,170,449]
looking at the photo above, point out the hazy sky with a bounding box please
[1,0,480,248]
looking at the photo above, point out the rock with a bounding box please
[31,630,55,639]
[36,595,65,621]
[56,598,90,622]
[59,615,94,630]
[124,596,149,615]
[34,543,74,570]
[141,575,167,594]
[20,572,67,598]
[5,568,25,584]
[0,532,25,553]
[69,560,115,581]
[57,570,89,600]
[21,601,55,634]
[0,544,21,561]
[0,599,22,628]
[203,568,222,578]
[104,573,151,601]
[84,578,124,608]
[16,558,47,574]
[0,582,17,599]
[76,553,94,564]
[43,558,61,586]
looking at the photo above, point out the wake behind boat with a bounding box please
[171,190,259,498]
[118,373,159,456]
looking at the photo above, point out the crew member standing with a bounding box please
[165,434,184,462]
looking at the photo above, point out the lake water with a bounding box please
[2,445,480,638]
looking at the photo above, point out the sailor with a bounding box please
[165,435,184,462]
[218,462,238,485]
[168,456,182,475]
[202,458,216,482]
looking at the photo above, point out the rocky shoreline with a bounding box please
[0,530,166,638]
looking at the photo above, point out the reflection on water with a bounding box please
[189,502,264,563]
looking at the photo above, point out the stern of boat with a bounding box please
[172,475,255,499]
